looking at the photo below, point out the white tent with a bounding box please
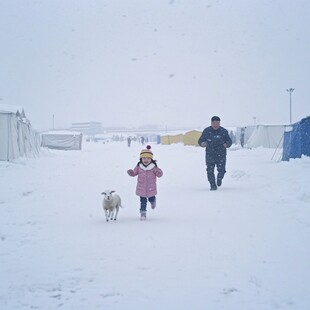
[0,104,41,161]
[41,131,83,150]
[246,124,286,149]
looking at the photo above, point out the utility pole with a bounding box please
[286,88,294,124]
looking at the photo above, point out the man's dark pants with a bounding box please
[206,157,226,186]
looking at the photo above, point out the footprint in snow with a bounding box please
[221,288,238,295]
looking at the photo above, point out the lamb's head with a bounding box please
[101,190,116,202]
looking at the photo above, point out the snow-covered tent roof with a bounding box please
[0,104,41,161]
[0,103,26,118]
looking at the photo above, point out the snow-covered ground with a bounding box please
[1,141,310,310]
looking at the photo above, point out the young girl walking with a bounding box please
[127,145,163,220]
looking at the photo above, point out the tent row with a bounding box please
[0,104,41,161]
[159,117,310,161]
[161,128,240,146]
[241,117,310,160]
[161,130,202,146]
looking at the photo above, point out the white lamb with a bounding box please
[101,190,122,222]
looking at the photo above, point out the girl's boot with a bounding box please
[140,211,147,220]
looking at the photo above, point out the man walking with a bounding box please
[198,116,232,190]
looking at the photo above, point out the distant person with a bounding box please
[240,127,245,148]
[198,116,232,190]
[127,145,163,220]
[141,136,145,145]
[127,136,132,147]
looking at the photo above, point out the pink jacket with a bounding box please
[127,163,163,197]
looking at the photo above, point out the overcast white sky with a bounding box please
[0,0,309,130]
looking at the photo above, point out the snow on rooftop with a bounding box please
[0,103,24,114]
[42,130,82,135]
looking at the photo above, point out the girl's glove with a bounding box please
[155,168,163,177]
[127,169,134,176]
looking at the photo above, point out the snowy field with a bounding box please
[1,141,310,310]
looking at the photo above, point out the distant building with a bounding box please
[71,122,103,135]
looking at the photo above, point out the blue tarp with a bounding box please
[282,116,310,161]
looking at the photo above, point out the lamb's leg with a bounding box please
[114,206,119,221]
[105,209,109,222]
[110,209,114,221]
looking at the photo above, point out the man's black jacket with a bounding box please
[198,126,232,163]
